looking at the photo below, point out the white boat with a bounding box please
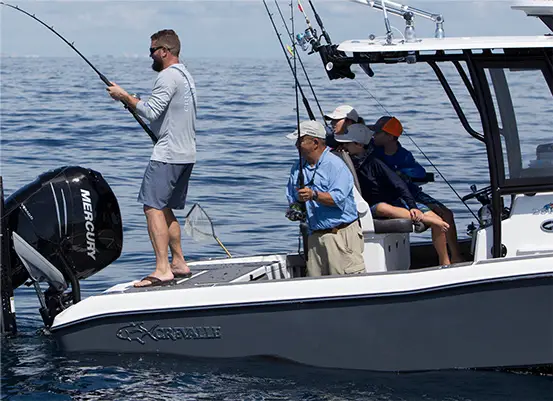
[1,1,552,372]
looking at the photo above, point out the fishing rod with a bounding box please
[297,0,319,47]
[262,0,316,122]
[291,1,305,190]
[291,1,311,262]
[305,0,332,44]
[346,74,479,220]
[273,0,327,123]
[0,2,158,145]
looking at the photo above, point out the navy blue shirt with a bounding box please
[373,141,426,194]
[353,151,418,210]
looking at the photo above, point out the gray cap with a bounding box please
[334,123,373,145]
[286,120,327,140]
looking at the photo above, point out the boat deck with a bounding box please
[103,259,284,295]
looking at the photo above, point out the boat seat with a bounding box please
[373,218,413,234]
[331,149,419,272]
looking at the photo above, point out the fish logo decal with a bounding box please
[116,322,222,344]
[116,322,158,344]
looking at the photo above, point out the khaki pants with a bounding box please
[307,221,365,276]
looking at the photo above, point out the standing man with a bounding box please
[107,29,197,287]
[286,120,365,276]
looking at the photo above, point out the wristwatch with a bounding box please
[312,190,319,201]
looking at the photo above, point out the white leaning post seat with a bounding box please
[334,150,413,273]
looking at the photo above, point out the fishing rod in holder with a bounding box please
[351,0,445,45]
[273,0,327,122]
[263,0,316,121]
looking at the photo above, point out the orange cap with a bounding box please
[369,116,403,137]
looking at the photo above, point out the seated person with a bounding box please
[370,116,463,263]
[323,105,360,148]
[336,123,452,267]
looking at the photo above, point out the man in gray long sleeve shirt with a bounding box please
[107,29,197,287]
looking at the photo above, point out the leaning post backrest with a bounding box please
[331,149,374,232]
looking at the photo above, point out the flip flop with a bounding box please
[134,276,175,288]
[173,271,193,279]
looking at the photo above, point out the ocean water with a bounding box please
[1,56,552,400]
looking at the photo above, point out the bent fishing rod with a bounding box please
[0,2,158,145]
[273,0,326,123]
[263,0,316,122]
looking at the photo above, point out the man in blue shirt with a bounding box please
[286,120,364,276]
[371,116,463,263]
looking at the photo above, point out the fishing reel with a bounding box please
[286,202,307,222]
[296,28,318,53]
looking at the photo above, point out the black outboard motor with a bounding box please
[3,166,123,327]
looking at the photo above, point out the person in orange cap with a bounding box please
[371,116,463,264]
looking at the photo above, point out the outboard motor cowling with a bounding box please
[3,166,123,326]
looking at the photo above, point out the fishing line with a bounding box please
[262,0,316,122]
[349,72,479,220]
[0,1,158,144]
[306,0,332,44]
[273,0,327,123]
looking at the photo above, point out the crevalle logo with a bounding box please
[116,322,222,344]
[541,219,553,233]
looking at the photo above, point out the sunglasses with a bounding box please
[149,46,166,55]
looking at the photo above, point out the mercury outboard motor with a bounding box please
[2,166,123,327]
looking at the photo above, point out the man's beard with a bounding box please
[151,59,163,72]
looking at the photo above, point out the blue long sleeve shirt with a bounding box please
[286,147,358,232]
[373,141,426,194]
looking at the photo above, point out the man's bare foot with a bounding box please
[134,270,174,288]
[171,260,191,277]
[436,220,450,232]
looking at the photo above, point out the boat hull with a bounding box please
[52,273,552,372]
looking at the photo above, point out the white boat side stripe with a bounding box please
[52,255,553,328]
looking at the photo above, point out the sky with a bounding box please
[0,0,550,58]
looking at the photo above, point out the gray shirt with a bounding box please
[136,63,197,164]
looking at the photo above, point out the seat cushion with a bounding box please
[373,218,413,234]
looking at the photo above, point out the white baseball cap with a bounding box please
[324,105,359,122]
[286,120,327,140]
[334,123,373,145]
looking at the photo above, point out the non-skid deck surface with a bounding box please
[122,261,278,294]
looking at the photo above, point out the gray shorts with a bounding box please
[138,160,194,210]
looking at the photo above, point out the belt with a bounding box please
[313,219,359,235]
